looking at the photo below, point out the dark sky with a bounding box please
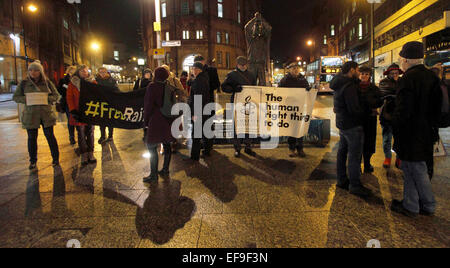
[82,0,315,63]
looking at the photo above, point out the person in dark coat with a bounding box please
[57,66,77,145]
[189,62,212,161]
[279,62,311,158]
[134,69,153,91]
[358,66,383,173]
[194,55,221,102]
[96,67,120,144]
[330,61,371,198]
[390,41,441,218]
[143,67,175,182]
[221,56,257,157]
[379,63,403,169]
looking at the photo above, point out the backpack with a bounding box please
[437,80,450,128]
[160,81,187,119]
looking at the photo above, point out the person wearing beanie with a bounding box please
[13,60,61,170]
[67,65,98,166]
[187,61,213,161]
[134,68,153,91]
[96,67,119,144]
[57,66,77,145]
[390,41,441,218]
[221,56,257,157]
[279,61,311,158]
[358,66,382,173]
[379,63,403,169]
[143,67,175,182]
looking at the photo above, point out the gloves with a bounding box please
[70,110,81,121]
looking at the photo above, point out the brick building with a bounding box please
[0,0,88,92]
[140,0,262,79]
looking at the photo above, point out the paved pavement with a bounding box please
[0,95,449,248]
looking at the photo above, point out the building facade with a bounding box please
[140,0,262,79]
[0,0,88,92]
[374,0,450,83]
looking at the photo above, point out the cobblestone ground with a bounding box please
[0,96,448,248]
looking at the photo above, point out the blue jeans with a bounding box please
[337,126,364,188]
[382,125,393,159]
[401,161,436,214]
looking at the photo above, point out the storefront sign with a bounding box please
[375,51,392,67]
[162,40,182,47]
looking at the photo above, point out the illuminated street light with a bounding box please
[91,42,100,51]
[307,40,313,46]
[132,57,137,61]
[296,56,301,61]
[27,4,38,13]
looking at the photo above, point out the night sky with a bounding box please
[83,0,315,63]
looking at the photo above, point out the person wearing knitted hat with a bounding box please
[133,68,153,91]
[379,63,403,169]
[390,41,441,218]
[13,60,61,170]
[143,67,175,182]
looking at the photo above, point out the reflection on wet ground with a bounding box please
[0,96,449,248]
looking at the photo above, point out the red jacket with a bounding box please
[67,80,97,126]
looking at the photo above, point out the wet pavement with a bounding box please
[0,95,449,248]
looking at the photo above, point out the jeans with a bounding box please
[27,127,59,164]
[76,125,95,154]
[100,126,114,138]
[401,161,436,214]
[191,117,213,161]
[288,137,304,151]
[147,143,171,175]
[337,126,364,188]
[65,111,75,141]
[382,125,393,159]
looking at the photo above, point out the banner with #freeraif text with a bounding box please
[234,86,318,138]
[78,80,146,129]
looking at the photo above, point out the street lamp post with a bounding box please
[307,40,315,63]
[21,2,38,69]
[90,42,101,71]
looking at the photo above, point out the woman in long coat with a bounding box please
[143,67,176,182]
[359,66,383,173]
[13,60,60,170]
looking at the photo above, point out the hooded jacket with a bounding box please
[330,74,364,130]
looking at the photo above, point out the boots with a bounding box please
[81,153,89,166]
[88,152,97,164]
[383,158,392,168]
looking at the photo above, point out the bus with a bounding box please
[306,56,346,93]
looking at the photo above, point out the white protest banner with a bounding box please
[234,86,318,138]
[25,92,48,106]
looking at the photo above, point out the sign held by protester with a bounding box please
[234,86,318,138]
[25,92,48,106]
[78,80,146,129]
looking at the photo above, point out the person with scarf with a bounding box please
[358,66,383,173]
[67,65,97,166]
[13,60,60,170]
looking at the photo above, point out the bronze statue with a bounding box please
[245,12,272,86]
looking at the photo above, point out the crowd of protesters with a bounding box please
[12,40,448,219]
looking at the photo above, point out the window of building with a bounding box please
[358,18,363,40]
[218,0,223,18]
[352,0,356,14]
[161,1,167,18]
[183,30,190,40]
[217,51,223,65]
[114,51,119,61]
[237,0,241,23]
[331,25,335,36]
[166,32,170,41]
[196,30,203,39]
[226,52,230,69]
[181,1,189,15]
[217,32,221,43]
[323,35,327,45]
[76,11,80,24]
[63,18,69,30]
[194,1,203,15]
[225,32,229,44]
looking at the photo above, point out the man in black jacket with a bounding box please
[189,62,212,161]
[330,61,371,198]
[222,56,257,157]
[279,62,311,158]
[194,55,221,102]
[390,42,441,218]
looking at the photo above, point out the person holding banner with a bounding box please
[96,67,119,144]
[222,56,257,157]
[57,66,77,145]
[133,68,153,91]
[279,62,311,158]
[13,60,61,170]
[67,65,97,166]
[330,61,372,198]
[143,67,175,182]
